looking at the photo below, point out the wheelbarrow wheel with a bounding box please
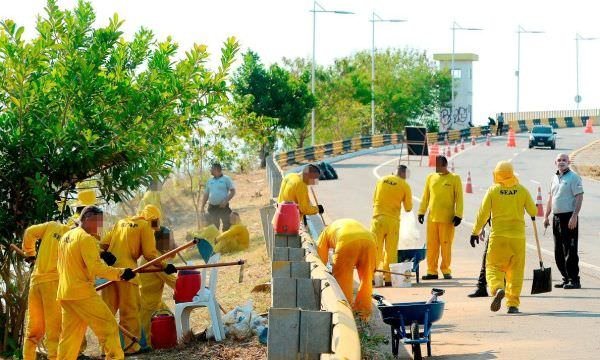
[411,322,422,360]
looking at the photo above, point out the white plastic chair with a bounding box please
[175,253,226,341]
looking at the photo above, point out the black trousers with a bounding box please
[207,204,232,231]
[553,212,580,283]
[496,123,504,136]
[476,238,489,288]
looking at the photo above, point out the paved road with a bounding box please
[315,126,600,359]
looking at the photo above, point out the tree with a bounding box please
[230,50,315,166]
[0,0,239,353]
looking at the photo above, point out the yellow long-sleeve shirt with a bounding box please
[372,175,413,218]
[215,224,250,253]
[22,221,72,285]
[418,172,464,223]
[317,219,375,263]
[57,227,123,300]
[472,184,537,239]
[277,173,318,216]
[101,217,164,285]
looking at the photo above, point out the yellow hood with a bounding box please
[493,161,519,187]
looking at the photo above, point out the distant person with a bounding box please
[488,117,496,126]
[317,219,376,320]
[468,220,490,298]
[470,161,537,314]
[277,164,324,217]
[544,153,584,289]
[496,112,504,136]
[201,162,236,231]
[418,155,463,280]
[371,164,412,286]
[214,212,250,253]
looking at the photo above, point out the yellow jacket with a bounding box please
[215,224,250,253]
[101,217,164,285]
[418,172,464,223]
[57,227,123,300]
[22,221,71,285]
[472,184,537,238]
[278,173,318,216]
[372,175,413,218]
[317,219,375,262]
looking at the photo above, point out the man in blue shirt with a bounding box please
[544,153,584,289]
[201,163,236,231]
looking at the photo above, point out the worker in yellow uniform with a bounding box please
[277,164,324,217]
[56,206,135,360]
[21,221,71,360]
[215,212,250,253]
[371,164,413,286]
[138,180,163,222]
[471,161,537,314]
[139,227,177,350]
[418,155,463,280]
[100,205,177,354]
[317,219,376,320]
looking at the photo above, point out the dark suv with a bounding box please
[528,125,556,149]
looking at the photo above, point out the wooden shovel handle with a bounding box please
[375,269,415,277]
[10,244,28,258]
[310,187,326,226]
[531,218,544,268]
[96,238,200,291]
[136,260,245,273]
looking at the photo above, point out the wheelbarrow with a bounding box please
[373,289,445,359]
[397,248,427,283]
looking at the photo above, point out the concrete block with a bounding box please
[272,277,296,308]
[274,234,301,248]
[272,261,310,279]
[267,308,300,360]
[296,279,321,311]
[272,247,306,262]
[291,261,310,278]
[289,247,305,261]
[299,310,333,355]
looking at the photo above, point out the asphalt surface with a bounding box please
[315,126,600,359]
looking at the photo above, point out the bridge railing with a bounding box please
[501,109,600,122]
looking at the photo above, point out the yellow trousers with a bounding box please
[57,296,123,360]
[332,237,376,320]
[102,281,141,353]
[370,215,400,282]
[426,221,455,275]
[486,235,525,308]
[23,281,61,360]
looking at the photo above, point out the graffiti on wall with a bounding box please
[440,106,471,132]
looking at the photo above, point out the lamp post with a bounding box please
[310,1,353,146]
[370,12,406,135]
[451,22,482,122]
[575,33,597,109]
[516,25,543,116]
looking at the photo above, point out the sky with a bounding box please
[3,0,600,125]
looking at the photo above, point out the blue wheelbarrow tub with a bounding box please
[378,301,445,327]
[397,248,427,272]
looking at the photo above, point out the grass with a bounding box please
[356,317,395,360]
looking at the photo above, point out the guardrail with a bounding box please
[501,109,600,122]
[262,157,361,360]
[273,115,597,168]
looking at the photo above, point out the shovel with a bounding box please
[531,219,552,294]
[310,187,326,226]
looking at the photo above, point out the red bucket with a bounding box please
[150,309,177,349]
[174,270,201,303]
[273,202,300,235]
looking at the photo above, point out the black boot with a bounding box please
[468,287,488,298]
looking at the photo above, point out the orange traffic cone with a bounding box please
[584,118,594,133]
[460,138,465,150]
[454,141,459,153]
[465,171,473,193]
[446,146,451,157]
[506,128,516,147]
[428,143,439,167]
[471,136,476,146]
[536,186,544,217]
[486,133,491,146]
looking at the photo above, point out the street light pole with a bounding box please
[310,1,353,146]
[450,22,482,123]
[370,12,406,135]
[516,25,543,116]
[574,33,597,109]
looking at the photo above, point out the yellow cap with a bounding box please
[73,189,98,207]
[139,204,161,221]
[493,161,519,187]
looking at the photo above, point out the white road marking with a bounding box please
[371,147,600,275]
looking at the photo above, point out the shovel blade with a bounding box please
[196,238,214,263]
[531,266,552,294]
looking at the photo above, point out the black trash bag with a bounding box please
[324,162,338,180]
[317,161,337,180]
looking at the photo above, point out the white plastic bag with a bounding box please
[398,211,422,250]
